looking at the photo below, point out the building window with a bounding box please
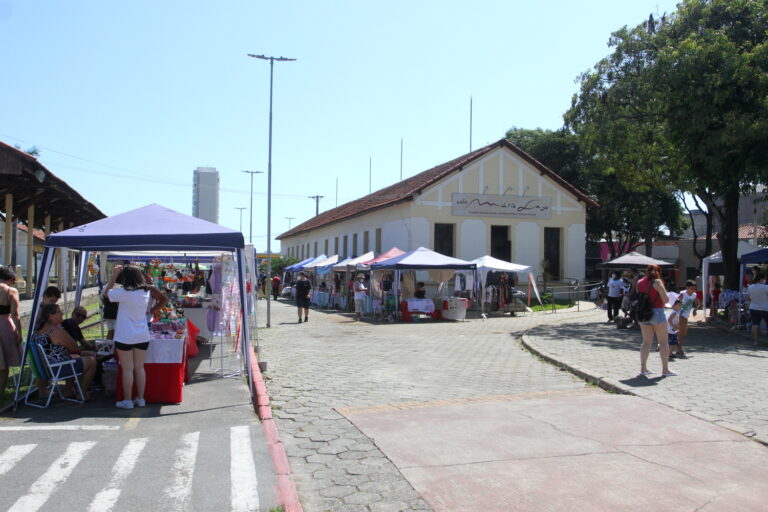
[343,235,348,258]
[314,241,318,257]
[300,244,304,259]
[375,228,382,253]
[352,233,358,257]
[491,225,511,262]
[544,227,561,280]
[363,231,369,253]
[324,239,329,256]
[334,237,339,255]
[306,243,310,259]
[434,223,455,257]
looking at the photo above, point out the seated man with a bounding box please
[61,307,97,352]
[414,282,426,299]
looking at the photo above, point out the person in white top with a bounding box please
[747,271,768,346]
[665,292,682,359]
[606,272,625,323]
[676,280,700,358]
[105,265,152,410]
[353,274,368,321]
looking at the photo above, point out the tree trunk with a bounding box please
[718,187,741,290]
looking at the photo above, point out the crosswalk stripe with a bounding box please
[8,441,96,512]
[163,431,200,512]
[230,426,259,512]
[86,438,149,512]
[0,444,37,477]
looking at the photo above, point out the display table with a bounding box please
[115,336,188,404]
[400,298,439,322]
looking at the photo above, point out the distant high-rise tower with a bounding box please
[192,167,219,224]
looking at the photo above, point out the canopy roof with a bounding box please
[106,250,222,264]
[332,251,375,271]
[599,251,674,268]
[471,255,530,273]
[740,247,768,264]
[357,247,405,270]
[303,254,339,270]
[704,242,764,263]
[371,247,476,270]
[285,254,327,271]
[46,204,244,251]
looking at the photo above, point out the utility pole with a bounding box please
[247,53,296,328]
[285,216,295,229]
[400,138,403,181]
[369,156,372,194]
[308,195,324,216]
[469,96,473,153]
[234,207,246,233]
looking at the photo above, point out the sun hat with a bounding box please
[665,291,680,308]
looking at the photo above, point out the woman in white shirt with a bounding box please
[747,272,768,346]
[606,272,624,322]
[105,265,151,409]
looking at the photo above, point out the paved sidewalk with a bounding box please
[523,309,768,445]
[257,301,591,511]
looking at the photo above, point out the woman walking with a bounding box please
[105,265,152,409]
[636,264,676,377]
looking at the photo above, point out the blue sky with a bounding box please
[0,0,679,252]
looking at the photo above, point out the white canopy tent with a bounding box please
[332,251,375,272]
[471,255,543,306]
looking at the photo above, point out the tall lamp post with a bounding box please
[234,207,246,233]
[248,53,296,328]
[241,170,263,245]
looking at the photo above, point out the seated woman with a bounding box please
[414,282,426,299]
[32,304,97,400]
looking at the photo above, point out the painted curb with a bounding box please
[520,331,768,448]
[250,344,303,512]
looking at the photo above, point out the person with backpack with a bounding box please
[634,264,676,377]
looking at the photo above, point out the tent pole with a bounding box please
[237,249,255,403]
[74,250,89,309]
[13,246,54,410]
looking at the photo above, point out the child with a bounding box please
[666,292,682,358]
[678,280,701,357]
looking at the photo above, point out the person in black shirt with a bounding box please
[61,306,97,352]
[294,272,312,324]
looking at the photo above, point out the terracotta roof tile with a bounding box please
[277,139,597,240]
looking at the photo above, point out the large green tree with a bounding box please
[567,0,768,287]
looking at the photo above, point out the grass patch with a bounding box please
[530,302,573,312]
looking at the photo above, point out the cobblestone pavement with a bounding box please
[523,309,768,446]
[257,300,595,512]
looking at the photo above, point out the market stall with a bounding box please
[13,204,252,407]
[701,242,763,319]
[370,247,476,321]
[470,255,543,314]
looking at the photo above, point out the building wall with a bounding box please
[192,167,219,224]
[280,147,588,279]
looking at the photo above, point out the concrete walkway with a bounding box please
[522,309,768,446]
[258,299,768,511]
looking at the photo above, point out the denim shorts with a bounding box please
[639,308,666,326]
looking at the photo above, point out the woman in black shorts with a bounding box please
[106,265,152,409]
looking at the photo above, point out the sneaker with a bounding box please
[304,317,308,322]
[298,318,303,323]
[133,397,146,407]
[116,399,134,409]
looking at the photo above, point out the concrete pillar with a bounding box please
[26,204,34,298]
[4,193,12,266]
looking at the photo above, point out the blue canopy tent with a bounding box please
[284,256,315,272]
[13,204,255,407]
[371,247,476,320]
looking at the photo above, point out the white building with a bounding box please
[192,167,219,224]
[278,139,597,281]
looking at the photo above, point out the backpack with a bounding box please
[630,281,654,322]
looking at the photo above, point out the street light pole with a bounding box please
[241,170,263,245]
[234,207,246,233]
[248,53,296,328]
[285,216,295,229]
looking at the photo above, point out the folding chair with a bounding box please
[24,341,85,408]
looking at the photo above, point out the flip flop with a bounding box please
[639,370,654,376]
[662,371,678,377]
